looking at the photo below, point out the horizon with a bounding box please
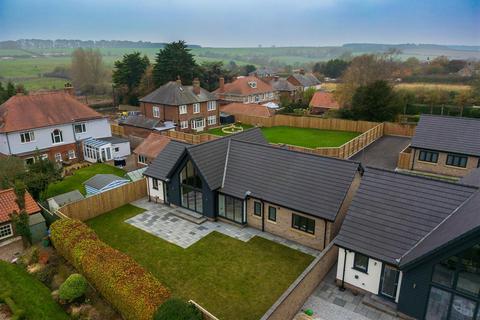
[0,0,479,47]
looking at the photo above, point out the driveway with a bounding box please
[350,136,411,170]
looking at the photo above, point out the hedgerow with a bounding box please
[50,219,170,320]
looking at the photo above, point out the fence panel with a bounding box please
[397,149,413,170]
[59,179,147,221]
[160,130,218,144]
[111,124,125,137]
[384,122,416,137]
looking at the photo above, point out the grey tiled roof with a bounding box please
[119,115,162,129]
[83,174,128,190]
[143,140,190,180]
[335,167,477,265]
[411,115,480,156]
[48,190,84,207]
[459,168,480,187]
[269,78,296,92]
[290,73,321,87]
[139,81,216,105]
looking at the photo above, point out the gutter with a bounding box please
[6,132,12,155]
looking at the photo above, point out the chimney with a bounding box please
[64,82,75,96]
[274,76,279,81]
[176,76,182,85]
[193,78,201,95]
[219,77,225,90]
[299,68,305,75]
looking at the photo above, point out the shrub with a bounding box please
[50,219,170,320]
[59,274,88,302]
[153,298,202,320]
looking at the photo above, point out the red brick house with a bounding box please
[139,79,219,133]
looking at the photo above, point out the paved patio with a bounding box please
[302,266,401,320]
[350,136,411,170]
[126,198,320,256]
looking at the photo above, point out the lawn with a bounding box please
[44,163,126,199]
[208,125,360,148]
[206,123,254,136]
[0,261,69,320]
[86,204,314,320]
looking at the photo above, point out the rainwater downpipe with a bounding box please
[340,248,347,291]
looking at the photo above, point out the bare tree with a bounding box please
[71,48,109,94]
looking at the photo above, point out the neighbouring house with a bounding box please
[309,91,340,115]
[140,79,219,133]
[335,167,480,320]
[83,174,130,196]
[133,133,172,167]
[82,136,131,163]
[287,69,322,92]
[214,76,278,105]
[118,114,176,144]
[267,76,298,101]
[220,103,275,119]
[0,188,46,245]
[47,190,85,212]
[143,128,362,250]
[0,90,112,165]
[405,115,480,177]
[249,67,278,78]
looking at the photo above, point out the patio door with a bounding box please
[380,264,400,300]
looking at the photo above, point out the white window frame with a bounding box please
[207,116,217,126]
[255,95,260,102]
[152,106,160,118]
[68,150,76,160]
[138,154,147,164]
[180,120,188,129]
[20,131,35,143]
[51,129,63,144]
[193,103,200,114]
[55,152,62,162]
[0,224,13,240]
[207,101,216,111]
[74,123,86,134]
[179,105,187,115]
[40,154,48,160]
[24,157,35,165]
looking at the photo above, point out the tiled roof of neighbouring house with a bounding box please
[214,76,274,96]
[289,73,321,87]
[335,167,478,266]
[118,115,163,129]
[0,92,104,133]
[145,128,360,221]
[309,91,340,110]
[268,77,296,92]
[411,115,480,156]
[0,188,41,223]
[139,81,216,105]
[220,103,275,118]
[133,133,172,159]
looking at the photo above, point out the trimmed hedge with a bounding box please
[50,219,170,320]
[154,298,202,320]
[58,274,88,302]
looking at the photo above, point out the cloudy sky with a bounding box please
[0,0,478,47]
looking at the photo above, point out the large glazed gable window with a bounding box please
[180,160,203,214]
[51,129,63,144]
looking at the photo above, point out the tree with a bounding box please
[71,48,108,94]
[318,59,349,78]
[242,64,256,76]
[0,156,26,189]
[152,41,198,86]
[24,157,62,200]
[10,210,31,247]
[303,87,317,105]
[349,80,401,122]
[197,61,232,91]
[113,52,149,92]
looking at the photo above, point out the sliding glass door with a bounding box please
[218,194,244,224]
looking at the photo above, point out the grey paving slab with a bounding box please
[350,136,411,170]
[126,198,320,256]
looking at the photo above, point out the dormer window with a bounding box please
[248,81,257,88]
[51,129,63,144]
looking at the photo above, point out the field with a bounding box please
[86,204,313,320]
[0,261,69,320]
[394,83,472,92]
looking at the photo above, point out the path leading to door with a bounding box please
[350,136,411,170]
[126,198,320,256]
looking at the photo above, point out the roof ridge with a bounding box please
[421,114,480,121]
[221,139,231,188]
[186,127,262,150]
[398,189,479,264]
[0,188,14,194]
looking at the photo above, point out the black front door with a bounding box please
[380,264,400,300]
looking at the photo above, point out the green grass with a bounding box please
[206,124,254,136]
[44,163,126,199]
[0,261,69,320]
[86,204,313,320]
[208,125,360,148]
[21,77,69,91]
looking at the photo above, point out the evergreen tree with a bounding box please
[152,41,198,86]
[113,52,150,92]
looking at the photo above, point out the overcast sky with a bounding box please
[0,0,478,47]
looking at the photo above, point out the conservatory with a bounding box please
[82,138,113,163]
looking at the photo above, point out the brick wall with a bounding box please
[411,149,479,177]
[332,172,362,237]
[21,142,82,164]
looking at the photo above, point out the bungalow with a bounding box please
[309,91,340,115]
[287,70,321,92]
[407,115,480,177]
[133,133,173,167]
[214,76,278,105]
[83,174,130,196]
[335,167,480,320]
[144,128,362,250]
[118,114,176,139]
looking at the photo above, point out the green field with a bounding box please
[0,261,69,320]
[87,204,313,320]
[44,163,126,199]
[208,125,360,148]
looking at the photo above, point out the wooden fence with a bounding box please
[384,122,416,137]
[160,130,219,144]
[58,179,147,221]
[111,124,126,137]
[261,242,339,320]
[397,146,413,170]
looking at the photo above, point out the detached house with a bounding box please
[336,167,480,320]
[140,79,219,133]
[144,128,362,250]
[214,76,278,105]
[0,91,112,164]
[406,115,480,177]
[287,69,321,92]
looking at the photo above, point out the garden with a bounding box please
[86,204,314,320]
[208,124,360,148]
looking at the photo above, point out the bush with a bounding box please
[154,298,202,320]
[50,219,170,320]
[59,274,88,302]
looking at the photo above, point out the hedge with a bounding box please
[50,219,170,320]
